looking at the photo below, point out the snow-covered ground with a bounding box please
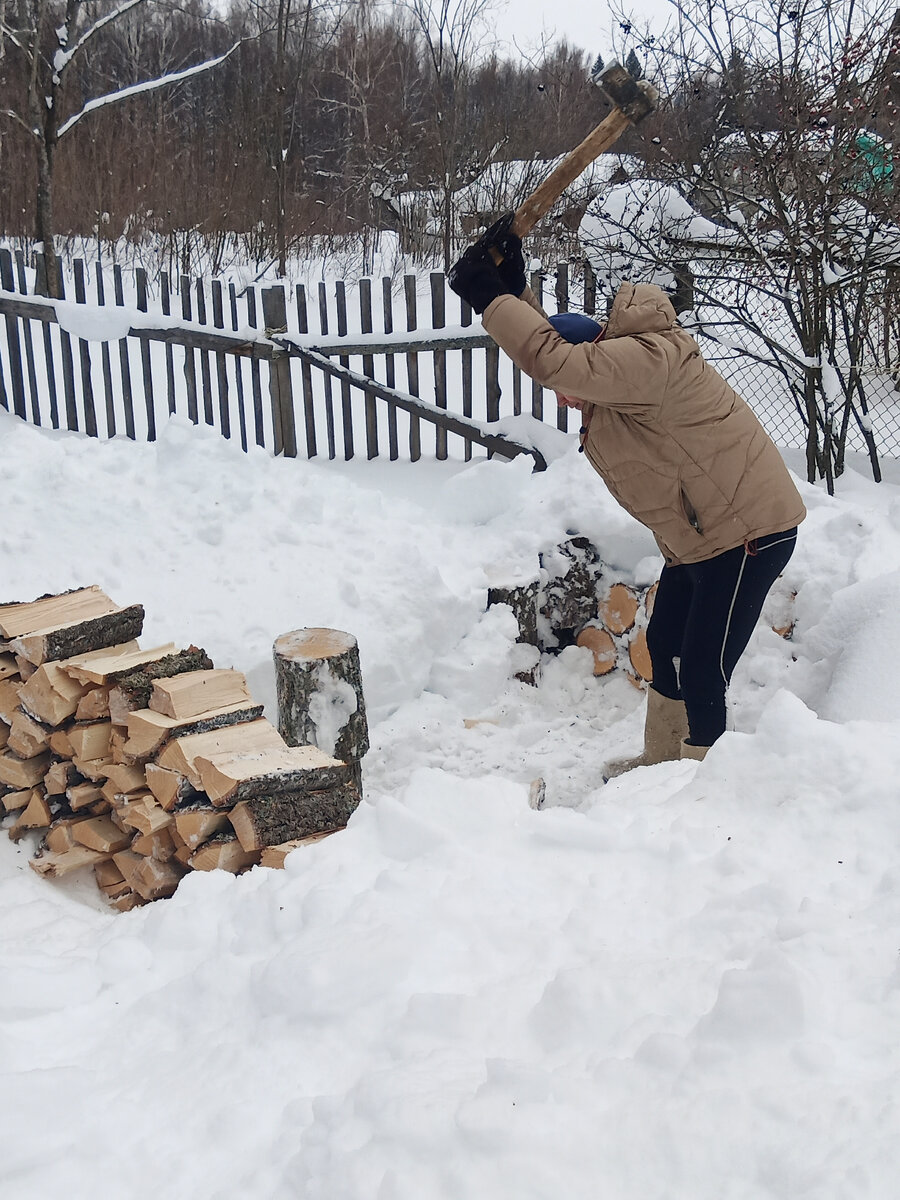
[2,408,900,1199]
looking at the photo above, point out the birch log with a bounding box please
[273,629,369,764]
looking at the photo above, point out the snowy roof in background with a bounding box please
[456,154,642,212]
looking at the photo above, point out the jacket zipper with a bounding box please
[681,487,704,534]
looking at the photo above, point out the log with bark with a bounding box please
[273,628,369,765]
[124,701,264,760]
[229,781,361,851]
[0,586,120,642]
[173,805,232,850]
[11,605,145,667]
[144,763,201,812]
[156,718,285,788]
[195,744,356,807]
[148,669,253,720]
[106,647,215,724]
[188,835,260,874]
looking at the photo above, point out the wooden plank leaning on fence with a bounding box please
[0,288,546,471]
[287,344,546,472]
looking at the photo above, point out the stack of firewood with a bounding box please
[0,587,362,910]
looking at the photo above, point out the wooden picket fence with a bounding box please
[0,248,599,472]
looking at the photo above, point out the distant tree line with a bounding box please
[1,0,897,279]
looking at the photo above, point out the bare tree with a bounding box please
[0,0,237,295]
[399,0,496,268]
[582,0,900,491]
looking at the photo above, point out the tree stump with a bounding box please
[273,629,369,765]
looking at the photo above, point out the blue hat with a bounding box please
[548,312,604,344]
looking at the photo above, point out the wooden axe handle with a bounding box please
[488,106,632,264]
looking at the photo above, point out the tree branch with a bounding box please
[57,42,240,139]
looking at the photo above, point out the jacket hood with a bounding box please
[605,282,677,338]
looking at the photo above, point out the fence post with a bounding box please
[431,272,448,460]
[382,276,399,460]
[0,248,26,419]
[404,274,421,462]
[261,285,297,458]
[73,259,99,437]
[583,260,596,315]
[360,277,379,460]
[555,263,569,314]
[335,280,353,460]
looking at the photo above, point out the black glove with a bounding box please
[479,212,527,296]
[447,250,508,315]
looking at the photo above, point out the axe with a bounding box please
[485,61,658,261]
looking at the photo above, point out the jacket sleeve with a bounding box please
[482,293,666,417]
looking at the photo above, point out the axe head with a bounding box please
[596,61,658,123]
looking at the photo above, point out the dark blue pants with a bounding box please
[646,530,797,746]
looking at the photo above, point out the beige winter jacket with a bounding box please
[482,281,806,566]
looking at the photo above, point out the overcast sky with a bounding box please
[487,0,675,61]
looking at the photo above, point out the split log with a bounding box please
[273,628,369,762]
[112,848,185,900]
[628,627,653,683]
[67,782,105,810]
[109,726,130,764]
[0,586,119,641]
[19,661,91,725]
[72,817,133,854]
[575,626,618,676]
[124,701,264,760]
[99,878,133,900]
[71,756,113,782]
[600,583,639,635]
[170,828,194,867]
[149,669,253,720]
[9,790,53,840]
[49,728,76,758]
[196,744,357,808]
[260,831,335,868]
[156,718,285,789]
[189,835,260,874]
[0,652,18,680]
[107,647,214,724]
[111,891,147,911]
[0,677,22,723]
[144,763,200,811]
[68,721,112,761]
[117,796,173,836]
[0,749,51,788]
[61,642,178,686]
[45,816,94,853]
[1,787,37,813]
[130,828,177,861]
[11,604,145,667]
[173,805,232,850]
[8,710,51,758]
[14,656,36,679]
[228,780,361,851]
[30,845,110,877]
[101,763,148,795]
[45,759,81,796]
[94,859,126,889]
[75,687,110,721]
[0,719,8,750]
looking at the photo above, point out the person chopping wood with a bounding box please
[448,218,806,773]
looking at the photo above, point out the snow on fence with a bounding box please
[2,247,897,464]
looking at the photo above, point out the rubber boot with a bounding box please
[680,740,709,762]
[603,689,689,781]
